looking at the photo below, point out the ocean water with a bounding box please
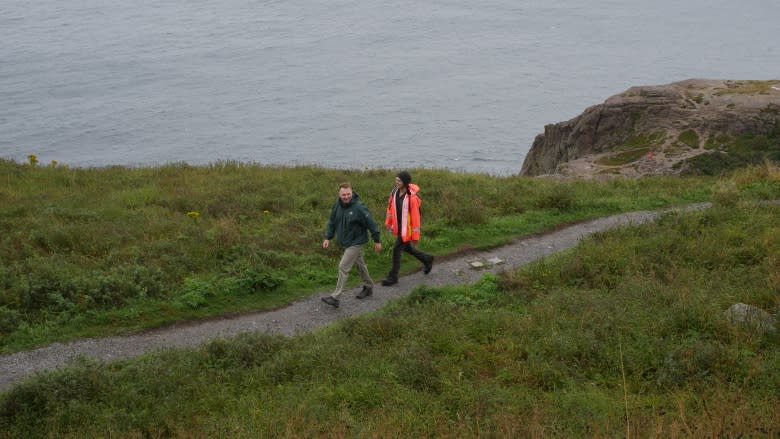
[1,0,778,175]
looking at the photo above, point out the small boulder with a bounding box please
[724,303,777,333]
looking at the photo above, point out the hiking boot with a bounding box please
[380,277,397,286]
[321,296,339,308]
[423,255,434,274]
[356,285,373,299]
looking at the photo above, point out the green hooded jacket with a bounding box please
[324,191,381,247]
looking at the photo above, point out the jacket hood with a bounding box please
[407,184,420,195]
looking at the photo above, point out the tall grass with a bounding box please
[0,158,733,352]
[0,167,778,437]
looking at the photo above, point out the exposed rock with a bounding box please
[487,257,504,265]
[520,79,780,178]
[470,257,505,270]
[725,303,777,333]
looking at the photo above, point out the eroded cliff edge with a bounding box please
[520,79,780,178]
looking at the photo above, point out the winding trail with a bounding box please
[0,204,711,393]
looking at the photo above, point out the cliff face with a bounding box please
[520,79,780,178]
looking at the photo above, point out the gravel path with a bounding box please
[0,204,710,393]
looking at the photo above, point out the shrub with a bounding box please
[680,130,780,175]
[0,358,107,431]
[88,265,167,308]
[438,195,489,225]
[224,268,285,296]
[0,306,21,334]
[174,277,215,309]
[678,129,701,148]
[533,185,577,210]
[705,133,733,150]
[16,257,79,313]
[203,332,285,368]
[10,257,167,314]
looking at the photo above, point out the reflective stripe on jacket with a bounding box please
[385,183,421,242]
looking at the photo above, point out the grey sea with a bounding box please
[2,0,779,175]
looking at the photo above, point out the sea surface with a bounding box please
[2,0,778,175]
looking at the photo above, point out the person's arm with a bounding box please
[384,190,395,231]
[364,207,383,252]
[323,203,337,248]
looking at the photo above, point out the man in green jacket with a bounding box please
[321,182,382,308]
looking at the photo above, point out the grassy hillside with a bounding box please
[0,158,721,352]
[0,164,778,437]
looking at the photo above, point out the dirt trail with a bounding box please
[0,204,710,393]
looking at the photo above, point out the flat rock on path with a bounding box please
[0,204,710,393]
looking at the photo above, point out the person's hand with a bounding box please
[374,242,382,252]
[322,239,330,249]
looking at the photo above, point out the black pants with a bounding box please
[388,236,431,279]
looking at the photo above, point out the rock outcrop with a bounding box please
[520,79,780,178]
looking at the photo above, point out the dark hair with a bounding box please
[397,171,412,186]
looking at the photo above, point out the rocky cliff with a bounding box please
[520,79,780,178]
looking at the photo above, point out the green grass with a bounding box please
[713,80,780,95]
[622,131,666,149]
[679,129,780,176]
[705,133,733,150]
[677,129,701,148]
[0,159,725,352]
[597,130,667,167]
[1,165,778,437]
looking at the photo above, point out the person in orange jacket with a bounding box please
[381,171,434,286]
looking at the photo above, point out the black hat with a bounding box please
[397,171,412,186]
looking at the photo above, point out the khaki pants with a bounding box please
[332,245,374,298]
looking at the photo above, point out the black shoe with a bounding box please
[356,286,373,299]
[381,277,397,286]
[321,296,339,308]
[423,255,434,274]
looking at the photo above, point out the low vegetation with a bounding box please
[0,164,778,437]
[596,113,780,177]
[0,158,716,352]
[623,131,666,149]
[677,129,700,148]
[596,148,650,166]
[712,80,780,95]
[589,123,780,176]
[678,127,780,175]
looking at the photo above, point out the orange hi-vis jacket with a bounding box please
[385,183,422,243]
